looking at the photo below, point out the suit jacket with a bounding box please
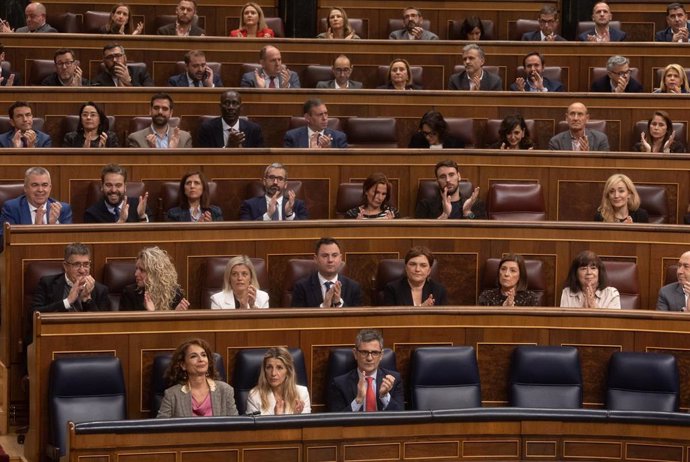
[246,384,311,415]
[327,367,404,412]
[0,129,52,148]
[389,28,438,40]
[415,193,487,219]
[157,380,238,418]
[521,30,567,41]
[31,273,111,313]
[448,70,503,91]
[240,70,301,88]
[197,117,264,148]
[590,75,643,93]
[1,67,22,86]
[128,126,193,148]
[657,282,687,311]
[316,79,363,89]
[17,23,58,33]
[166,205,224,222]
[291,272,362,307]
[63,130,119,148]
[84,197,149,223]
[91,65,154,87]
[0,195,72,250]
[40,73,89,86]
[210,289,270,309]
[509,76,564,92]
[656,23,690,41]
[239,195,308,221]
[119,283,184,311]
[408,132,465,148]
[578,27,626,41]
[156,22,205,36]
[548,129,610,151]
[283,126,348,148]
[383,277,447,306]
[168,72,223,88]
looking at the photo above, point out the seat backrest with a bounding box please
[288,116,341,131]
[47,12,82,33]
[480,258,546,305]
[301,65,334,88]
[410,346,481,410]
[665,264,679,286]
[150,351,226,417]
[606,351,679,411]
[633,120,687,152]
[416,180,474,212]
[83,11,110,33]
[513,19,540,40]
[444,117,476,148]
[281,259,316,307]
[387,18,431,38]
[601,260,640,309]
[335,182,398,219]
[635,184,669,224]
[590,67,640,88]
[576,20,622,37]
[265,17,285,37]
[0,183,25,211]
[319,17,367,38]
[24,260,64,315]
[102,260,136,310]
[377,65,424,88]
[447,19,494,40]
[0,116,44,133]
[28,59,56,85]
[346,117,397,148]
[231,347,307,415]
[200,257,268,308]
[509,345,582,409]
[159,181,218,218]
[373,259,440,306]
[487,183,546,221]
[49,356,126,457]
[556,119,607,134]
[129,115,180,134]
[484,118,537,148]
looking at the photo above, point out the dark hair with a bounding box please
[303,98,324,115]
[103,43,124,54]
[101,163,128,182]
[496,253,528,292]
[360,172,391,207]
[419,110,448,142]
[164,338,219,386]
[522,51,544,68]
[184,49,205,65]
[178,170,210,209]
[53,48,75,63]
[459,16,484,40]
[64,242,90,260]
[0,43,4,54]
[314,237,342,255]
[8,101,31,119]
[77,102,110,134]
[646,110,675,146]
[106,3,134,33]
[539,5,559,17]
[434,159,459,177]
[151,92,174,109]
[667,3,686,14]
[565,250,608,292]
[404,245,435,266]
[498,114,534,149]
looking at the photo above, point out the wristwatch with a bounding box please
[465,212,476,219]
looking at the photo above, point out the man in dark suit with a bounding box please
[0,166,72,250]
[84,164,150,223]
[656,3,690,42]
[30,242,111,314]
[41,48,89,86]
[327,329,404,412]
[283,99,348,148]
[388,6,438,40]
[239,163,308,221]
[291,237,363,308]
[316,55,363,89]
[548,102,610,151]
[197,90,264,148]
[168,50,222,87]
[156,0,205,36]
[240,45,300,88]
[591,55,643,93]
[521,5,566,41]
[657,251,690,311]
[0,43,20,86]
[510,52,564,92]
[0,2,58,33]
[448,44,502,91]
[578,2,626,41]
[0,101,51,147]
[415,159,485,220]
[91,43,153,87]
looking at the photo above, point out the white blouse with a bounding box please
[209,289,270,309]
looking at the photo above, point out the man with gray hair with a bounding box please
[448,44,502,91]
[591,55,643,93]
[239,163,308,220]
[327,328,404,412]
[389,6,438,40]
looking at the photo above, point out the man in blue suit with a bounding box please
[240,45,300,88]
[578,3,626,42]
[239,163,308,221]
[197,90,264,148]
[510,52,564,92]
[168,50,222,88]
[657,251,690,311]
[521,5,566,41]
[0,166,72,250]
[284,99,348,148]
[0,101,51,148]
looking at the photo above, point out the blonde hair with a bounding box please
[658,64,690,92]
[138,246,180,310]
[388,58,413,85]
[327,7,354,37]
[239,2,268,32]
[252,347,301,413]
[597,173,641,222]
[222,255,260,292]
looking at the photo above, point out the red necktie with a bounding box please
[365,376,376,412]
[268,77,276,88]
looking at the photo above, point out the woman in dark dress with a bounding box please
[166,171,223,222]
[408,110,465,149]
[594,173,649,223]
[344,172,400,219]
[457,16,484,41]
[63,102,119,148]
[383,246,447,306]
[99,3,143,35]
[489,114,535,150]
[377,58,422,90]
[632,110,685,153]
[478,254,539,306]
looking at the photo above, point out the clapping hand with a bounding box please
[663,131,676,153]
[462,187,480,217]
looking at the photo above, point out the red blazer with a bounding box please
[230,27,274,38]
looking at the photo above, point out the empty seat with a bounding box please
[509,345,582,409]
[635,184,669,224]
[377,65,424,88]
[83,11,110,33]
[447,19,494,40]
[346,117,397,148]
[512,19,540,40]
[27,59,55,85]
[480,258,546,306]
[301,65,334,88]
[200,256,268,308]
[46,12,82,33]
[48,356,126,459]
[372,259,440,306]
[487,183,546,221]
[601,260,640,309]
[484,119,537,148]
[232,348,307,415]
[409,346,481,410]
[606,351,679,412]
[265,17,285,37]
[444,117,476,147]
[281,259,316,307]
[101,260,136,310]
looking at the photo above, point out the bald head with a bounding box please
[25,2,48,31]
[565,102,589,135]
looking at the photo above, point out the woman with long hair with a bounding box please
[344,172,400,219]
[595,173,649,223]
[490,114,535,150]
[408,110,464,148]
[63,102,119,148]
[100,3,143,35]
[229,2,274,38]
[317,7,359,39]
[633,110,685,153]
[166,171,223,222]
[560,250,621,308]
[654,64,690,93]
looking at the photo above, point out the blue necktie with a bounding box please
[113,205,120,221]
[271,205,280,221]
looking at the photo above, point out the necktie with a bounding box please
[113,205,121,221]
[271,205,280,221]
[365,376,376,412]
[310,132,320,148]
[34,206,45,224]
[268,77,277,88]
[193,80,200,87]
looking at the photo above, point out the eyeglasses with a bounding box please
[538,18,556,24]
[55,60,75,67]
[266,175,286,182]
[356,349,382,358]
[65,261,91,269]
[609,70,631,77]
[422,130,437,137]
[104,53,124,61]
